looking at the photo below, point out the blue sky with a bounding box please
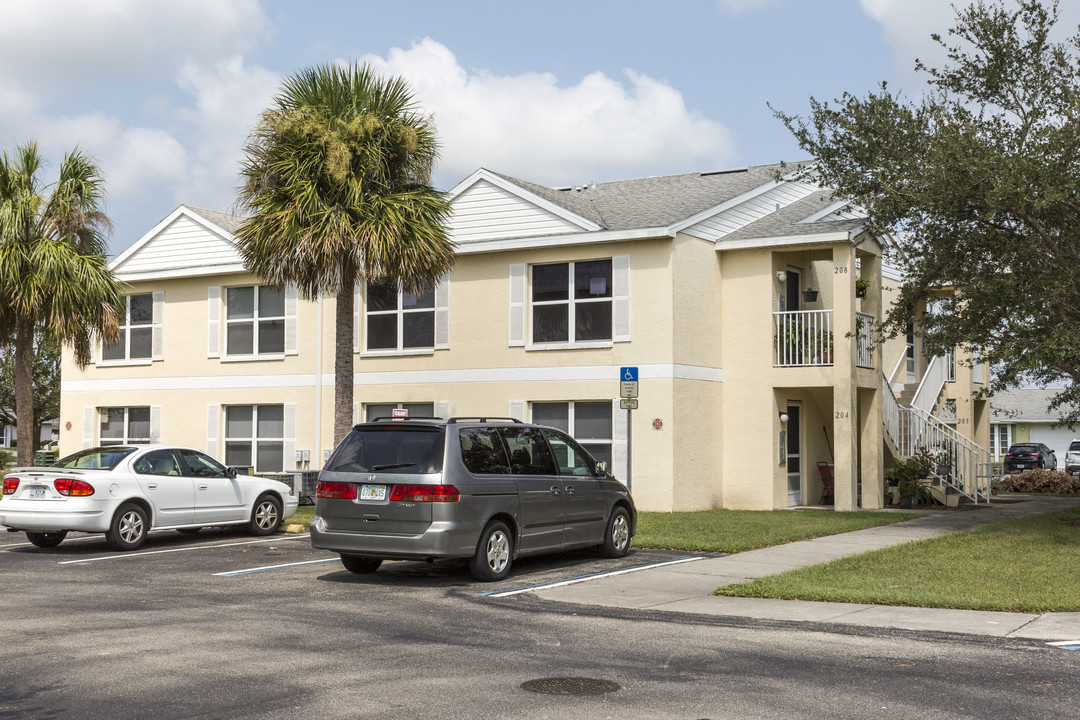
[2,0,1074,256]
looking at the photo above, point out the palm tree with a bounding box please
[235,63,455,444]
[0,142,125,465]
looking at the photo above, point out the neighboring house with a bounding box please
[990,388,1079,463]
[58,162,990,511]
[0,420,58,449]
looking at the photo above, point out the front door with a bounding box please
[785,268,801,311]
[501,427,564,552]
[541,428,607,546]
[787,403,802,506]
[132,449,194,527]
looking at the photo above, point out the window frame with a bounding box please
[529,259,613,347]
[98,406,152,446]
[223,404,286,473]
[224,285,286,360]
[98,292,161,365]
[364,280,437,354]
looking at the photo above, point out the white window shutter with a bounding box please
[83,407,95,449]
[612,255,631,342]
[612,399,628,484]
[434,401,449,420]
[508,264,526,347]
[353,282,362,353]
[284,283,298,355]
[151,291,165,360]
[206,405,220,459]
[434,272,450,350]
[207,286,221,358]
[149,406,162,443]
[283,403,297,471]
[352,402,360,426]
[508,400,526,423]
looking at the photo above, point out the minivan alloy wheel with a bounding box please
[485,529,510,572]
[470,520,513,581]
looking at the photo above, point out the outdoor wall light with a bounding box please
[776,271,787,283]
[779,412,790,423]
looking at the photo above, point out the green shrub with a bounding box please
[0,449,13,471]
[1000,469,1080,495]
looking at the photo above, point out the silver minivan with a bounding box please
[309,417,636,581]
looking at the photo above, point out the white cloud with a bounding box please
[359,38,736,187]
[860,0,1080,95]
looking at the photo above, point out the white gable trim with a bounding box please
[110,205,239,270]
[799,199,866,224]
[715,230,854,252]
[668,179,784,234]
[448,168,603,232]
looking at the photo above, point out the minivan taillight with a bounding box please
[390,484,460,503]
[316,481,357,500]
[53,478,95,496]
[3,477,19,495]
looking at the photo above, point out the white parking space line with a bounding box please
[57,533,310,565]
[478,556,705,598]
[215,557,340,576]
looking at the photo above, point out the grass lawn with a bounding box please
[633,509,918,553]
[715,505,1080,613]
[286,506,315,527]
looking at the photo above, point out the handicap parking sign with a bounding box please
[621,367,638,382]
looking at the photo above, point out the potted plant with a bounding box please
[855,277,870,298]
[890,459,922,508]
[802,283,819,303]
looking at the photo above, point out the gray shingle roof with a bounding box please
[184,205,244,234]
[991,388,1079,422]
[493,162,820,231]
[721,189,863,242]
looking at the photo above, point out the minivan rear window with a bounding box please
[325,427,445,474]
[1069,442,1080,452]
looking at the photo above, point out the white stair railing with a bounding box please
[881,373,992,503]
[911,355,947,414]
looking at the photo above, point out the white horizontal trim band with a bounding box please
[61,363,723,393]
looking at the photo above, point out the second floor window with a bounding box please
[532,260,613,344]
[366,280,435,351]
[102,293,158,362]
[227,286,284,356]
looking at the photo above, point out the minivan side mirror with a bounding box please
[595,460,607,476]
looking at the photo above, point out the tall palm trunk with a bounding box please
[334,281,355,445]
[15,317,34,466]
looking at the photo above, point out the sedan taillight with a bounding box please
[316,481,357,500]
[3,477,19,495]
[389,484,460,503]
[53,478,95,496]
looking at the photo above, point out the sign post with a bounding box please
[619,367,638,492]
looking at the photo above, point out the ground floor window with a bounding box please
[225,405,284,472]
[99,407,151,446]
[991,424,1012,460]
[364,403,436,422]
[530,401,612,470]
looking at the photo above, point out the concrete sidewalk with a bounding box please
[536,496,1080,643]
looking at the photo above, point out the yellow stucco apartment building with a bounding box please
[58,162,991,511]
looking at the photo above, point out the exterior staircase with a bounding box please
[882,356,993,504]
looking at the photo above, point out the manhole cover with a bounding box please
[521,677,620,695]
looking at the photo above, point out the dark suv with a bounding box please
[310,417,636,581]
[1003,443,1057,472]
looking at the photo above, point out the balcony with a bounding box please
[774,309,874,368]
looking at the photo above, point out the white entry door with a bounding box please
[787,403,802,506]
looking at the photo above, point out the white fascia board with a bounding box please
[447,168,603,232]
[715,231,852,252]
[455,226,673,255]
[115,263,248,283]
[798,199,866,224]
[668,180,783,234]
[109,205,239,271]
[882,262,905,282]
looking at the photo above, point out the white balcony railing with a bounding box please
[856,311,874,369]
[775,310,833,366]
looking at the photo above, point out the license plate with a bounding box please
[360,484,386,501]
[28,486,46,499]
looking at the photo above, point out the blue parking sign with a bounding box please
[621,366,638,382]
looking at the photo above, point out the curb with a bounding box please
[281,523,308,534]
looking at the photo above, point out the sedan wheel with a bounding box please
[470,520,512,581]
[247,495,282,536]
[26,531,68,548]
[599,506,631,558]
[106,503,148,551]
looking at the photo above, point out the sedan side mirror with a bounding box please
[227,466,237,479]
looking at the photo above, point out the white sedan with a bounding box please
[0,445,298,550]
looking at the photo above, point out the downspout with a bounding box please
[314,292,323,469]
